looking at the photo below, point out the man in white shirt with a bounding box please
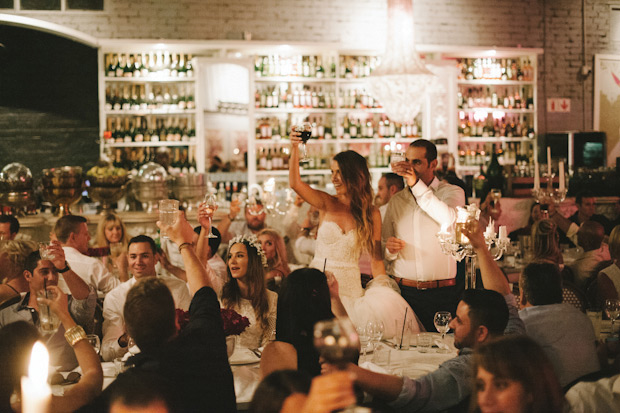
[101,235,191,361]
[376,172,405,221]
[384,139,465,331]
[569,220,611,289]
[53,215,120,296]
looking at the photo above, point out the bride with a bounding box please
[289,133,422,338]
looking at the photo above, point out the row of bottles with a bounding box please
[339,55,379,78]
[458,86,534,110]
[105,52,194,78]
[458,114,535,138]
[255,55,337,78]
[254,85,384,110]
[458,142,533,167]
[212,181,249,204]
[105,84,195,111]
[257,147,290,171]
[457,57,534,81]
[103,117,195,143]
[112,147,197,175]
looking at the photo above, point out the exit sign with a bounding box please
[547,98,571,113]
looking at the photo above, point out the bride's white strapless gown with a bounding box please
[310,221,422,338]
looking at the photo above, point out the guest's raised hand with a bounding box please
[197,201,214,229]
[290,128,302,147]
[157,211,194,246]
[386,237,406,254]
[229,199,242,219]
[47,240,66,270]
[392,161,417,187]
[461,221,486,250]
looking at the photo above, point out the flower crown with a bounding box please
[228,234,268,268]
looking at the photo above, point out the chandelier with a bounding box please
[366,0,435,124]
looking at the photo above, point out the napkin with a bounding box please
[359,361,389,374]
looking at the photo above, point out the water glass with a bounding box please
[37,289,60,335]
[390,152,406,171]
[372,345,391,369]
[394,319,414,350]
[87,334,101,355]
[158,199,180,239]
[39,242,54,260]
[109,242,124,257]
[416,333,433,353]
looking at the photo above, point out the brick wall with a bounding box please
[1,0,618,149]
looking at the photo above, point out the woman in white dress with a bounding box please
[289,133,422,338]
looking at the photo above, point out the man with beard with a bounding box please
[219,199,268,243]
[326,222,525,412]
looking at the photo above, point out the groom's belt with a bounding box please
[392,276,456,290]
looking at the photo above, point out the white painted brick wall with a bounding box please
[2,0,618,136]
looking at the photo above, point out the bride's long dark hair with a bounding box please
[333,150,374,253]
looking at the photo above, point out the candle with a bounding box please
[499,225,508,240]
[534,163,540,191]
[21,342,51,413]
[547,147,552,176]
[485,219,496,239]
[559,161,565,191]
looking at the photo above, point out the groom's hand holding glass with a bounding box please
[392,158,418,187]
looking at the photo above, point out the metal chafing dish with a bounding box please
[41,166,84,216]
[0,163,36,216]
[132,162,170,213]
[171,172,206,212]
[86,163,131,214]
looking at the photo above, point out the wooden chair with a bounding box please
[562,281,587,313]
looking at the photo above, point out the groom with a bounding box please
[383,139,466,331]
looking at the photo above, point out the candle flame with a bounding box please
[28,342,49,385]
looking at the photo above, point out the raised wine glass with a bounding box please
[203,191,219,239]
[434,311,452,353]
[295,122,312,163]
[605,299,620,337]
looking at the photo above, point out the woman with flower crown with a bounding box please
[288,133,422,338]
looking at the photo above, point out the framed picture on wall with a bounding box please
[593,54,620,167]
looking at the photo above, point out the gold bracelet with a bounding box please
[64,325,87,346]
[178,242,193,254]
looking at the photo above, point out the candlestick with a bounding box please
[21,341,51,413]
[534,163,540,191]
[498,225,507,241]
[547,147,552,176]
[559,161,565,192]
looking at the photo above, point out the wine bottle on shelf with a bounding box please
[124,55,134,78]
[115,54,126,78]
[106,54,118,77]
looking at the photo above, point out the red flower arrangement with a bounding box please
[175,308,250,337]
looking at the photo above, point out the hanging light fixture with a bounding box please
[366,0,435,124]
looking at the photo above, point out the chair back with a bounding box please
[562,281,587,312]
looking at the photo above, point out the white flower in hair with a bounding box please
[228,234,268,268]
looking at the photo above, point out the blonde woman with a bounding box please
[94,214,129,282]
[0,240,36,305]
[258,228,291,291]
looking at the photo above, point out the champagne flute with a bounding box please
[605,299,620,337]
[434,311,452,353]
[203,191,219,239]
[294,122,312,163]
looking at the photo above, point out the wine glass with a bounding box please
[434,311,452,353]
[86,334,101,356]
[294,122,312,163]
[605,299,620,337]
[356,325,371,360]
[203,191,219,239]
[314,318,360,370]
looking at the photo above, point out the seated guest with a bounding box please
[519,262,600,387]
[509,201,542,241]
[222,233,277,349]
[54,215,120,295]
[258,228,291,291]
[0,248,95,370]
[81,212,236,412]
[107,370,174,413]
[0,215,20,240]
[93,213,130,282]
[101,235,191,362]
[569,220,611,289]
[250,369,312,413]
[471,335,564,413]
[565,373,620,411]
[219,198,268,243]
[323,222,524,412]
[531,219,563,267]
[0,240,36,305]
[0,313,103,412]
[598,225,620,301]
[570,191,614,235]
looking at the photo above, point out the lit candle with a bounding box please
[547,147,552,176]
[499,225,508,241]
[485,219,496,239]
[558,161,565,192]
[21,342,51,413]
[534,163,540,191]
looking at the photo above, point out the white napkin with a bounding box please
[359,361,389,374]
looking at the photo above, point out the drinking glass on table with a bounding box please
[86,334,101,355]
[203,191,219,239]
[434,311,452,353]
[366,319,385,352]
[294,122,312,163]
[158,199,179,239]
[605,299,620,337]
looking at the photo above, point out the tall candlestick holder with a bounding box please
[436,205,510,289]
[532,172,567,219]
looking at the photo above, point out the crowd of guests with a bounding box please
[0,139,619,412]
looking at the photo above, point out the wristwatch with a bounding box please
[57,261,71,273]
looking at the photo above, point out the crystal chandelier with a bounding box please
[366,0,435,124]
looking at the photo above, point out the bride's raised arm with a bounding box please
[289,130,333,211]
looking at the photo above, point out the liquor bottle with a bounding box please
[484,145,504,197]
[124,55,134,77]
